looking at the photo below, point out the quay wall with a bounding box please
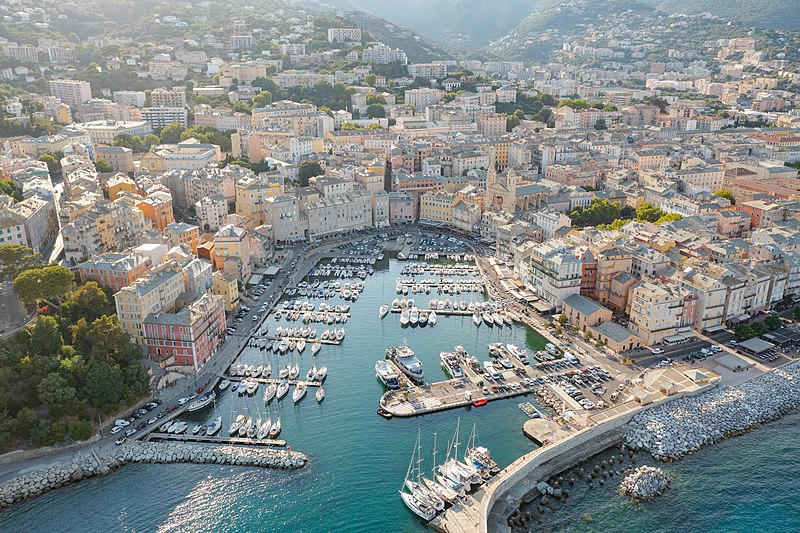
[0,441,307,510]
[475,381,719,533]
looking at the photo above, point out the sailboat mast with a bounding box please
[402,435,416,491]
[431,432,438,475]
[416,429,423,482]
[453,417,461,459]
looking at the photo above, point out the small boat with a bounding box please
[472,311,481,326]
[335,328,345,341]
[409,307,419,326]
[379,304,389,318]
[289,363,300,380]
[419,311,428,326]
[262,364,271,378]
[428,311,436,326]
[246,380,258,395]
[218,379,231,391]
[311,341,322,355]
[297,339,306,353]
[316,387,325,402]
[277,381,290,399]
[306,366,317,381]
[186,391,216,412]
[279,365,290,379]
[376,360,400,389]
[315,366,327,381]
[492,312,504,327]
[482,311,493,326]
[228,414,246,436]
[206,416,222,436]
[257,419,271,440]
[400,309,410,326]
[264,383,276,403]
[191,424,202,435]
[292,383,307,403]
[159,421,172,433]
[269,417,282,438]
[472,399,488,407]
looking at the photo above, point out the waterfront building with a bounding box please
[114,268,184,344]
[77,252,153,292]
[561,294,613,333]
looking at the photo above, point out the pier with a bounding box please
[226,376,322,387]
[146,432,287,447]
[250,335,343,345]
[389,308,475,317]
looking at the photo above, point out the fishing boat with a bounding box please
[379,304,389,318]
[375,360,401,390]
[439,352,464,379]
[292,383,307,403]
[386,340,424,383]
[228,414,246,436]
[276,381,289,399]
[269,417,282,438]
[428,311,437,326]
[400,308,410,326]
[264,383,276,404]
[186,391,216,412]
[218,379,231,391]
[206,416,222,436]
[316,387,325,402]
[409,307,419,326]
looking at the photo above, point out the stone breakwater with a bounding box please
[618,465,670,501]
[626,361,800,461]
[0,441,307,510]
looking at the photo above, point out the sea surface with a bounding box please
[2,258,798,532]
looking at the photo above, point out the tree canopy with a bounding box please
[366,103,386,118]
[94,158,113,173]
[0,244,41,280]
[298,160,324,186]
[252,90,273,108]
[13,265,76,310]
[568,199,621,227]
[714,189,735,205]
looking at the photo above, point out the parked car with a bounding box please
[115,436,127,445]
[110,426,123,435]
[650,347,664,355]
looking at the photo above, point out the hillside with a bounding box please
[645,0,800,30]
[488,0,654,61]
[322,0,540,47]
[342,10,455,62]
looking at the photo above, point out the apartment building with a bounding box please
[141,107,188,129]
[327,28,362,43]
[195,194,228,231]
[115,269,184,344]
[165,222,200,253]
[77,252,153,292]
[113,91,147,107]
[49,80,92,108]
[562,294,613,333]
[0,195,59,254]
[419,190,455,225]
[136,191,175,231]
[627,281,683,345]
[95,146,135,173]
[150,87,187,108]
[407,63,447,80]
[523,242,582,312]
[234,175,282,228]
[361,44,407,65]
[405,88,444,111]
[302,189,372,240]
[213,224,252,281]
[212,271,240,313]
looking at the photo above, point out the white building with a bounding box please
[141,107,189,129]
[407,63,448,80]
[405,88,444,111]
[49,80,92,108]
[195,194,228,231]
[327,28,362,43]
[362,44,407,65]
[113,91,147,107]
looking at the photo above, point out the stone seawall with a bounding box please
[625,361,800,461]
[0,441,307,510]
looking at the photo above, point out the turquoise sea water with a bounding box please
[2,258,798,532]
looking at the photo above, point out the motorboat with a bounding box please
[376,360,401,390]
[277,381,290,399]
[169,421,189,434]
[263,383,276,403]
[335,328,345,341]
[386,340,424,383]
[506,344,529,365]
[206,416,222,436]
[400,308,410,326]
[186,391,216,412]
[482,311,493,326]
[492,312,504,327]
[246,380,259,395]
[419,311,428,326]
[440,352,464,379]
[218,379,231,391]
[428,311,437,326]
[292,383,307,403]
[379,304,389,318]
[191,424,202,435]
[228,415,246,436]
[316,387,325,402]
[472,311,481,326]
[409,307,419,326]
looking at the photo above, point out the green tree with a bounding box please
[568,199,621,227]
[0,244,41,280]
[635,202,663,223]
[63,281,111,323]
[159,122,185,144]
[36,372,76,416]
[37,152,61,174]
[648,97,669,113]
[655,213,683,225]
[29,315,63,357]
[764,314,782,330]
[366,103,385,118]
[365,73,376,87]
[83,360,125,409]
[143,133,160,150]
[13,265,76,310]
[72,315,138,366]
[594,118,607,130]
[714,189,735,205]
[94,159,112,173]
[252,90,273,108]
[13,407,38,440]
[366,94,386,105]
[557,98,592,110]
[298,160,324,186]
[506,114,520,131]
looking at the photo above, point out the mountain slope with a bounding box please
[644,0,800,30]
[322,0,541,47]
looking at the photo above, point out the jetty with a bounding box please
[147,432,287,447]
[226,376,321,387]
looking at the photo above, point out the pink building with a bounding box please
[143,293,226,369]
[389,192,417,224]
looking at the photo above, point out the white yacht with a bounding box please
[206,416,222,436]
[263,383,276,404]
[386,340,424,383]
[375,360,401,389]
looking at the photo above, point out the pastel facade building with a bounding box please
[77,252,153,292]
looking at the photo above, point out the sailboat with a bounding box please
[292,382,307,403]
[405,430,445,511]
[473,310,481,326]
[311,341,322,355]
[400,308,410,326]
[379,304,389,318]
[206,416,222,436]
[399,430,438,521]
[264,383,277,404]
[422,432,459,504]
[276,380,290,399]
[316,387,325,402]
[409,307,419,326]
[464,423,499,475]
[288,355,300,380]
[297,339,306,353]
[315,365,327,381]
[228,414,246,436]
[306,365,317,381]
[269,417,282,437]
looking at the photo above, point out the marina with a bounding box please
[146,432,287,447]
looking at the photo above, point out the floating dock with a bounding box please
[226,376,321,387]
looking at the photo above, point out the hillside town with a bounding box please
[1,0,800,530]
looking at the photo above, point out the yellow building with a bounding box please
[234,175,282,228]
[213,224,251,281]
[114,269,184,344]
[419,190,455,225]
[136,191,175,231]
[165,222,200,253]
[106,174,139,200]
[212,270,240,312]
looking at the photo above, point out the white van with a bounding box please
[564,351,579,365]
[483,361,503,380]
